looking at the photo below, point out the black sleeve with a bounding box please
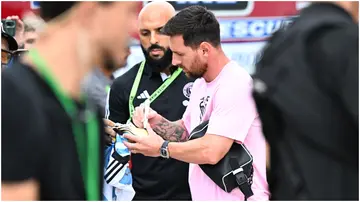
[307,25,358,123]
[1,75,47,182]
[106,79,130,124]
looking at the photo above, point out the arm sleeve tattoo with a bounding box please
[152,118,188,142]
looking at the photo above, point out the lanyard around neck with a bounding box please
[128,60,182,120]
[27,49,100,200]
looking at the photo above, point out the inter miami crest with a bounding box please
[183,82,193,99]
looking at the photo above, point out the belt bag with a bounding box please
[188,120,254,200]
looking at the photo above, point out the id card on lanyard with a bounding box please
[127,60,182,121]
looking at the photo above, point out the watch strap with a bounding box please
[160,140,170,158]
[161,140,169,149]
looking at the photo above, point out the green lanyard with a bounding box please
[28,49,100,201]
[128,60,182,120]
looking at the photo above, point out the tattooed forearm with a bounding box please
[152,118,188,142]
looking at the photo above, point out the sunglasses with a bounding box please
[1,49,12,65]
[13,49,29,58]
[1,49,29,65]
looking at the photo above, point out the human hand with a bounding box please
[6,16,25,47]
[132,103,159,128]
[123,124,164,157]
[103,119,117,145]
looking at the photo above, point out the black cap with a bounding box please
[1,23,18,51]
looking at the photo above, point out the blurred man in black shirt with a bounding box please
[253,2,358,200]
[1,2,138,200]
[105,1,194,200]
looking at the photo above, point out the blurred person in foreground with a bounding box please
[120,6,269,201]
[1,1,138,200]
[105,1,194,200]
[252,1,358,200]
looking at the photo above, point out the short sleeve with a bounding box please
[1,75,47,182]
[181,105,192,134]
[105,80,130,124]
[207,71,258,142]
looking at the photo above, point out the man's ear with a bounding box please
[199,42,211,58]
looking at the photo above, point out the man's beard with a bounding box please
[141,44,173,72]
[186,56,207,79]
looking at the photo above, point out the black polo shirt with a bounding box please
[107,61,195,200]
[2,62,104,200]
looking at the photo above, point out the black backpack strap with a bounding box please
[230,158,253,200]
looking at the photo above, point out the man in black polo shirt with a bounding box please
[252,1,358,200]
[1,2,138,200]
[105,2,194,200]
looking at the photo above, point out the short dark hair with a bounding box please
[39,2,78,22]
[161,5,221,48]
[39,2,112,22]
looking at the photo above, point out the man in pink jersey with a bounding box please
[123,6,269,201]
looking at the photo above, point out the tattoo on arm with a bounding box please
[152,118,188,142]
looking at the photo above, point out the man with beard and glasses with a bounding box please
[1,1,138,200]
[104,1,194,200]
[120,6,269,201]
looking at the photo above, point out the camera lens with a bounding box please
[5,22,14,26]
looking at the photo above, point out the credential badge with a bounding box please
[183,82,193,99]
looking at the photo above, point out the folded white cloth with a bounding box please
[103,134,135,201]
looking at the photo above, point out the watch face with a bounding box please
[160,148,169,158]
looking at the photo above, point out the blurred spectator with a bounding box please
[4,16,25,48]
[253,1,358,200]
[1,15,30,68]
[1,22,18,69]
[24,23,37,48]
[22,12,46,49]
[82,44,131,115]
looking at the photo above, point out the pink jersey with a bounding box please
[182,61,269,200]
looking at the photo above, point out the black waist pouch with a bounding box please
[188,120,254,200]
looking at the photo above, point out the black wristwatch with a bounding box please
[160,140,170,159]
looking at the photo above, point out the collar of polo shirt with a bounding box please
[143,62,178,80]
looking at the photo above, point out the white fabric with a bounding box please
[103,135,135,201]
